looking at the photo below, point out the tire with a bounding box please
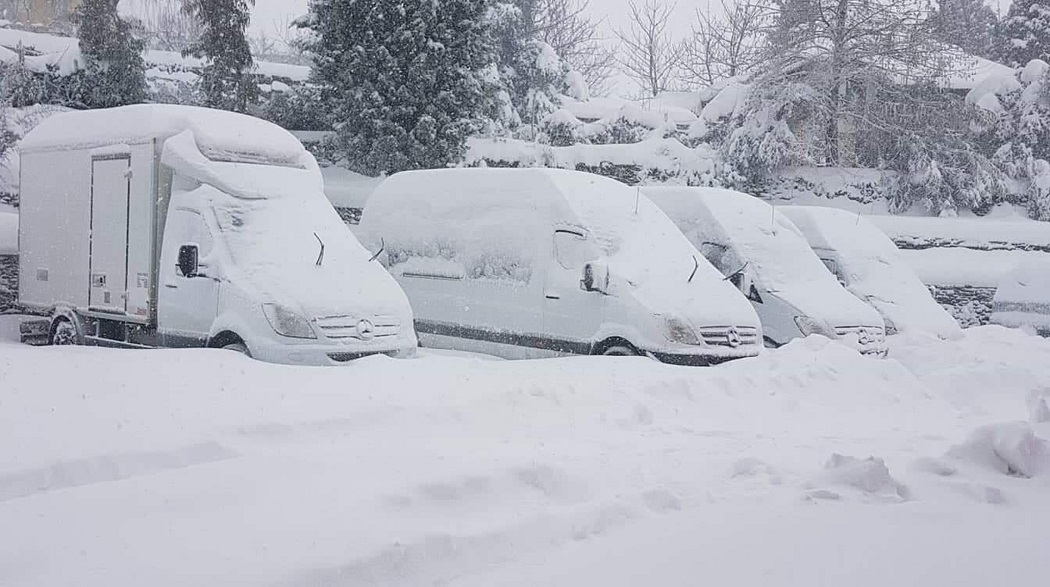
[601,344,640,357]
[50,318,79,346]
[222,342,251,358]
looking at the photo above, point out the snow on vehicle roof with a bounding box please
[992,257,1050,332]
[363,168,757,327]
[780,206,960,337]
[19,104,307,167]
[646,186,882,327]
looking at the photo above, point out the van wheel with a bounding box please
[50,318,79,346]
[602,344,640,357]
[223,342,251,358]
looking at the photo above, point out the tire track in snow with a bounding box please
[0,441,238,502]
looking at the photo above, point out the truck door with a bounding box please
[158,208,220,345]
[89,156,132,314]
[543,229,603,355]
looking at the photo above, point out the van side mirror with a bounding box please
[582,261,609,294]
[177,245,199,278]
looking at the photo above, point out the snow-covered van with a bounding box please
[645,187,887,356]
[780,206,960,338]
[17,105,416,364]
[990,258,1050,337]
[359,168,762,364]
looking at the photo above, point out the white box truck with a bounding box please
[359,168,763,365]
[17,105,417,364]
[645,187,887,356]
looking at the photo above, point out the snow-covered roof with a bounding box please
[779,206,960,337]
[362,168,758,328]
[560,96,697,126]
[992,257,1050,331]
[20,104,307,167]
[0,26,309,81]
[319,166,384,209]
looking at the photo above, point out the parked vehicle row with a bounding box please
[16,105,975,366]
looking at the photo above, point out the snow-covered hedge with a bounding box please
[466,136,721,187]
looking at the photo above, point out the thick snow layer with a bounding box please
[362,168,759,328]
[560,96,697,125]
[466,137,719,183]
[0,206,16,255]
[868,214,1050,250]
[896,247,1048,288]
[319,165,384,209]
[22,104,308,167]
[647,187,882,328]
[1,321,1049,586]
[780,206,961,337]
[990,258,1050,331]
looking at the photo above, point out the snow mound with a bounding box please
[809,454,909,502]
[947,422,1050,479]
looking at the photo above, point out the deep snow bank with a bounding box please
[1,322,1049,587]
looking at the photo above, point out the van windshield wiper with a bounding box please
[369,238,385,263]
[688,256,699,283]
[314,232,325,266]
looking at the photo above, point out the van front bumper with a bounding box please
[649,345,760,366]
[249,337,418,366]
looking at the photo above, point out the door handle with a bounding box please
[545,291,561,300]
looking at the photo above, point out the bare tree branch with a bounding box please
[614,0,684,97]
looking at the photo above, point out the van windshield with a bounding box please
[209,187,368,272]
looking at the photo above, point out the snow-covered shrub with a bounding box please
[882,131,1006,216]
[970,59,1050,219]
[539,108,581,146]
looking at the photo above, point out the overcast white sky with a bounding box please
[244,0,1013,97]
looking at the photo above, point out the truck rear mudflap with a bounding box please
[19,318,50,346]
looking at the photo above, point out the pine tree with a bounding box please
[488,1,583,132]
[999,0,1050,66]
[930,0,999,59]
[72,0,147,108]
[182,0,256,112]
[299,0,497,175]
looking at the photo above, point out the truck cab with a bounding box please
[17,105,416,364]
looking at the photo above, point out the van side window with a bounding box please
[184,211,214,256]
[553,230,590,270]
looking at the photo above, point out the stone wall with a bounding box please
[0,255,17,312]
[928,285,995,328]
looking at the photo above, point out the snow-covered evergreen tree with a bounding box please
[182,0,256,112]
[487,1,587,134]
[72,0,147,108]
[299,0,497,175]
[972,59,1050,218]
[999,0,1050,66]
[931,0,999,59]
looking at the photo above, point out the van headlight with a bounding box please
[262,304,316,339]
[662,316,700,345]
[794,316,834,338]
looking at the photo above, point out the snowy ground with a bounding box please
[2,316,1049,586]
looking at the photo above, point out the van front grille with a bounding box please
[697,326,759,347]
[834,326,885,345]
[315,315,400,340]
